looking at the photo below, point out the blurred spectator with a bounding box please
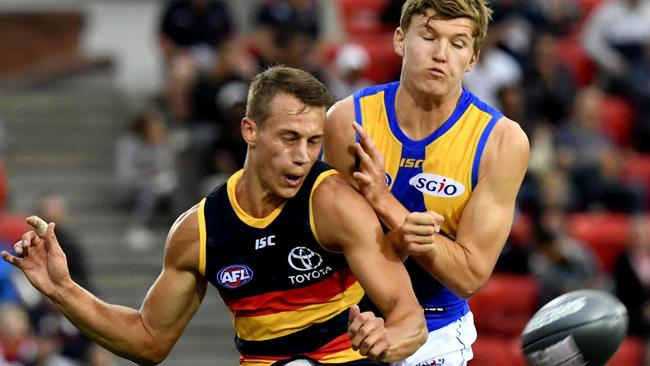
[187,39,254,139]
[327,43,372,101]
[488,0,546,61]
[524,30,576,127]
[582,0,650,95]
[250,0,325,78]
[554,86,645,213]
[198,80,248,195]
[613,216,650,338]
[463,31,522,108]
[158,0,234,121]
[0,303,36,364]
[114,108,182,250]
[630,37,650,152]
[530,0,581,36]
[528,218,605,306]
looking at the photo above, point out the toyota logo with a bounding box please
[288,247,323,271]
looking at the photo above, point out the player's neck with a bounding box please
[395,84,462,140]
[236,169,285,218]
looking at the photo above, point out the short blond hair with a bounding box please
[400,0,492,54]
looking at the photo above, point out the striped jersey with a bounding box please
[198,161,366,365]
[353,81,502,331]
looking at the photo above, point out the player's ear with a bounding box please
[394,27,405,57]
[241,117,257,147]
[466,49,480,72]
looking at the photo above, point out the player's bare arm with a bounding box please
[414,118,530,297]
[311,174,426,361]
[325,100,443,233]
[2,206,207,365]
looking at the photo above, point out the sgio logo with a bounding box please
[409,173,465,198]
[217,264,253,288]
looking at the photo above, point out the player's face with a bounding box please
[254,93,325,199]
[395,11,478,97]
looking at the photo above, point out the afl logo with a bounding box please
[288,247,323,271]
[217,264,253,288]
[409,173,465,198]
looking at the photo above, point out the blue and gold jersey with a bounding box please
[354,82,502,330]
[198,161,366,365]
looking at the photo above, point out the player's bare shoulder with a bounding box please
[480,116,530,176]
[492,117,530,156]
[324,96,357,174]
[326,95,355,125]
[311,172,377,252]
[164,204,201,271]
[324,97,356,146]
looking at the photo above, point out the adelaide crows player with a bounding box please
[3,66,428,365]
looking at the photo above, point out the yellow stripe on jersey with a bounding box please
[318,347,366,363]
[198,198,207,276]
[309,169,339,244]
[235,281,363,341]
[227,170,286,229]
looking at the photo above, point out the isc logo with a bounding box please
[400,158,424,168]
[217,264,253,288]
[255,235,275,250]
[408,173,465,198]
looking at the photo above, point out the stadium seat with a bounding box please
[336,0,392,36]
[509,212,533,248]
[556,33,597,86]
[600,96,636,147]
[0,212,30,245]
[622,154,650,200]
[566,213,631,273]
[471,336,528,366]
[469,274,539,337]
[335,34,402,84]
[576,0,606,19]
[607,336,646,366]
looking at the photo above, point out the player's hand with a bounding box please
[347,305,390,360]
[1,216,71,299]
[390,211,444,257]
[351,122,390,209]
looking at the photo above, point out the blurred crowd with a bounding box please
[2,0,650,364]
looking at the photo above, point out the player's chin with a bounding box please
[275,185,301,200]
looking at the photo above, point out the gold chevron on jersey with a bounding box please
[234,280,363,340]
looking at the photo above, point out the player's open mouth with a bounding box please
[285,174,303,186]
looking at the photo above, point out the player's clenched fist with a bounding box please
[389,211,443,258]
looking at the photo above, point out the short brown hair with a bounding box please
[400,0,492,54]
[246,65,333,125]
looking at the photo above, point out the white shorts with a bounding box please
[391,312,477,366]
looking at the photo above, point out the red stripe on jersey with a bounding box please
[224,268,358,316]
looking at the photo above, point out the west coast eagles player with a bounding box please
[324,1,530,365]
